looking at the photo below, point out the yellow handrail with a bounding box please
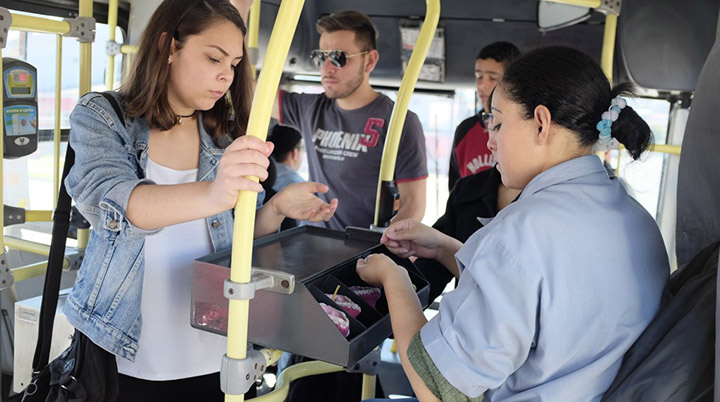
[105,0,119,90]
[4,236,52,256]
[54,35,63,205]
[373,0,441,226]
[12,259,71,282]
[601,14,618,83]
[249,361,344,402]
[226,0,305,400]
[76,0,93,250]
[543,0,601,8]
[25,210,53,222]
[120,44,138,54]
[617,143,681,156]
[10,14,71,35]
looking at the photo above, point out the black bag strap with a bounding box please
[31,92,124,371]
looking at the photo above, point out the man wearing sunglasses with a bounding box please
[269,10,428,231]
[448,41,520,191]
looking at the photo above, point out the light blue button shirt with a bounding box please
[420,155,669,401]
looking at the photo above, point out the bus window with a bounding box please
[609,97,671,219]
[378,88,476,225]
[287,80,476,225]
[3,11,124,233]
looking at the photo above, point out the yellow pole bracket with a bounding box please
[225,1,305,400]
[373,0,441,226]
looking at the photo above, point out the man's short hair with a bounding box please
[316,11,378,51]
[476,41,520,65]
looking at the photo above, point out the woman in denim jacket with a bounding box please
[63,0,337,400]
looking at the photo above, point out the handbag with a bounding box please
[16,92,125,402]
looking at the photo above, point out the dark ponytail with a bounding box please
[500,46,653,160]
[608,82,653,160]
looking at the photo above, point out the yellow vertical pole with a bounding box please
[247,0,261,78]
[373,0,441,226]
[361,374,376,399]
[601,13,617,84]
[53,35,63,206]
[600,12,619,169]
[78,0,92,96]
[76,0,93,249]
[225,1,305,401]
[105,0,118,90]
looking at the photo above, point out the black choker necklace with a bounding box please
[176,111,196,124]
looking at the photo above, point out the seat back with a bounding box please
[675,27,720,266]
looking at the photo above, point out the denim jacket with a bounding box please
[63,92,251,361]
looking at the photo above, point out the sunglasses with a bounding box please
[310,49,369,68]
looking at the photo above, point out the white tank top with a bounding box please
[116,158,227,380]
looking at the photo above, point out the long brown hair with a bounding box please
[122,0,252,145]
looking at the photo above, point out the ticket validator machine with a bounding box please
[3,58,38,159]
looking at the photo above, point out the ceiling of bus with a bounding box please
[254,0,719,93]
[257,0,606,90]
[10,0,717,93]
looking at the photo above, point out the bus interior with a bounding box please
[0,0,719,400]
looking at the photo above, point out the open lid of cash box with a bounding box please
[191,225,430,367]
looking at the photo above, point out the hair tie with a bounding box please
[596,96,627,144]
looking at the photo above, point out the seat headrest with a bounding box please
[619,0,719,91]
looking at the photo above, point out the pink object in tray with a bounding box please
[320,302,350,337]
[350,285,382,308]
[325,294,362,317]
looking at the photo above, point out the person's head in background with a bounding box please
[487,46,653,190]
[122,0,252,144]
[269,125,304,171]
[475,41,520,113]
[313,11,379,101]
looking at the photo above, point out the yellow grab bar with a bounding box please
[12,259,71,282]
[54,35,63,205]
[120,44,138,54]
[542,0,601,8]
[10,14,71,35]
[105,0,119,90]
[373,0,440,226]
[25,210,53,222]
[226,1,305,400]
[249,361,344,402]
[601,14,617,83]
[78,0,92,97]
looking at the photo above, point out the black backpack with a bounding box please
[601,241,718,402]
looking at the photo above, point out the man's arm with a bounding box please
[230,0,252,26]
[395,178,427,222]
[272,90,281,121]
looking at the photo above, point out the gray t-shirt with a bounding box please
[280,91,427,230]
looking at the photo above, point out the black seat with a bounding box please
[601,13,720,401]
